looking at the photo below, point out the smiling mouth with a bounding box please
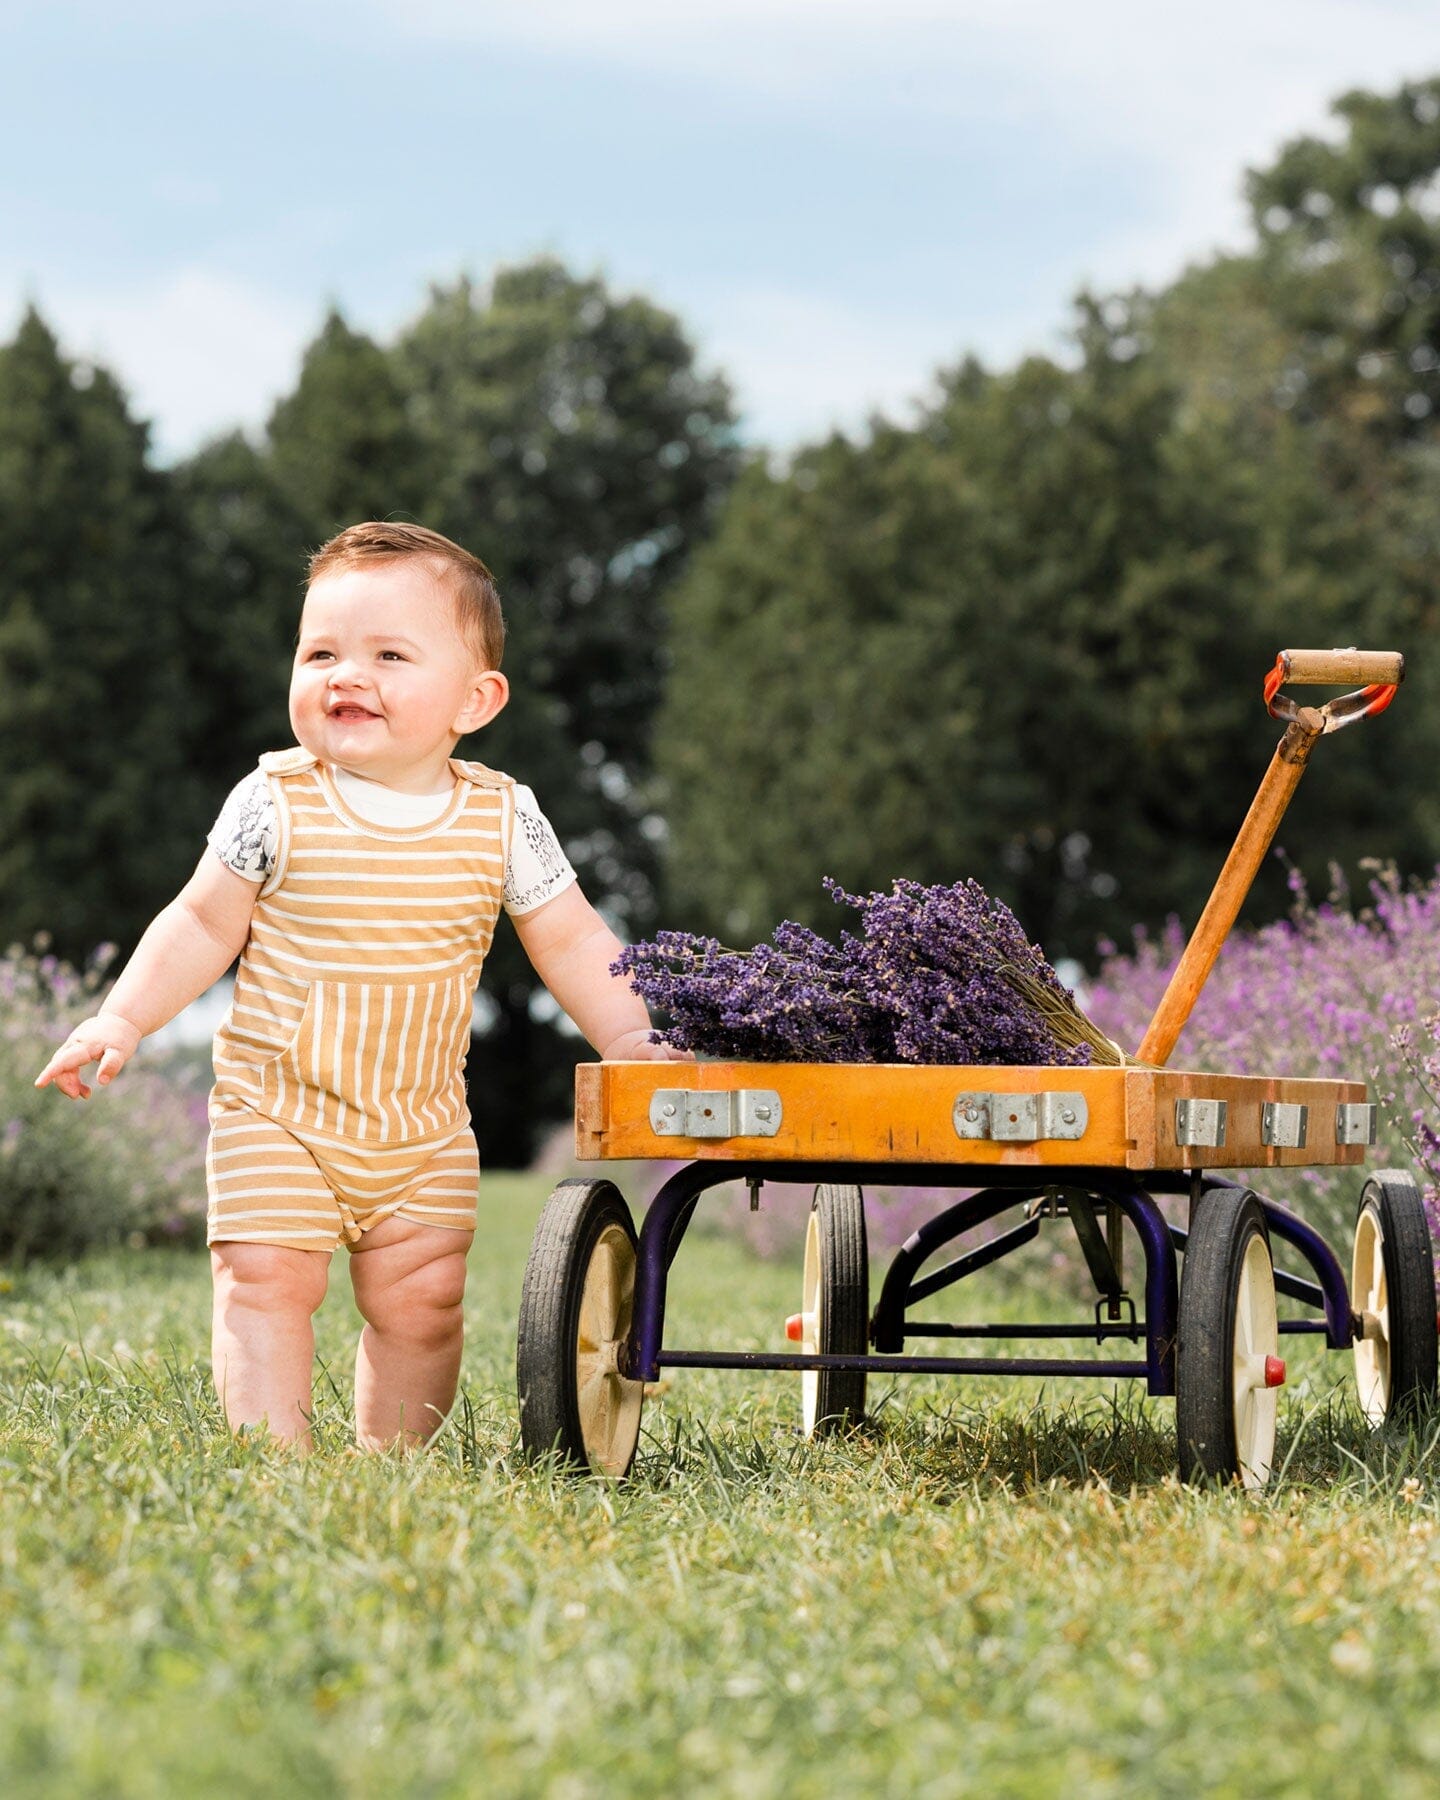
[327,705,380,722]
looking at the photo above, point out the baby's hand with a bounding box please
[601,1027,695,1063]
[34,1012,143,1100]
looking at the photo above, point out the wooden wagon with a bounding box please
[516,651,1437,1489]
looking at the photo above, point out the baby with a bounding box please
[36,520,682,1450]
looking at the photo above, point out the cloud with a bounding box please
[2,270,313,460]
[384,0,1440,279]
[696,283,1069,449]
[9,2,1440,455]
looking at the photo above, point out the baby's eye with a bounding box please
[305,649,334,663]
[378,650,407,662]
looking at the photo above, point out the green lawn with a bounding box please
[3,1172,1440,1797]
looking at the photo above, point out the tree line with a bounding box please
[659,76,1440,957]
[5,77,1440,1158]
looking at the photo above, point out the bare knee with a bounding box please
[354,1247,468,1351]
[212,1243,329,1322]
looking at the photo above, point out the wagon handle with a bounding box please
[1135,647,1404,1069]
[1263,648,1403,733]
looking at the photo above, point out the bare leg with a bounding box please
[349,1216,473,1450]
[210,1242,331,1447]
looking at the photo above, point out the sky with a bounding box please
[6,0,1440,460]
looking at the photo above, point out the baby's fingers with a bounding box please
[96,1047,127,1086]
[35,1040,98,1097]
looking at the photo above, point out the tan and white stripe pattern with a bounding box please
[207,1105,482,1250]
[207,750,512,1250]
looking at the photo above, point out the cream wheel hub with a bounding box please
[1352,1203,1392,1426]
[574,1222,644,1476]
[1231,1232,1280,1491]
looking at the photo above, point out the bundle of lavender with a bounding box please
[613,877,1124,1067]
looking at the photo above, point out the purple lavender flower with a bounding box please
[613,877,1095,1065]
[1087,859,1440,1285]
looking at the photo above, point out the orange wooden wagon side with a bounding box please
[516,651,1436,1490]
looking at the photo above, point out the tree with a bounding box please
[0,309,204,959]
[161,267,739,1162]
[658,287,1440,965]
[655,76,1440,970]
[1245,76,1440,446]
[392,262,740,1159]
[266,309,431,535]
[169,430,310,799]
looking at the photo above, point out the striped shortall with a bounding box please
[206,749,513,1254]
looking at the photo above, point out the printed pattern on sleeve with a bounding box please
[207,770,277,883]
[207,766,573,908]
[504,786,577,915]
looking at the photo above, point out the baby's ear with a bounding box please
[457,668,509,735]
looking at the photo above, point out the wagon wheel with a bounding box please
[516,1179,644,1477]
[1352,1169,1438,1427]
[1175,1187,1281,1490]
[796,1184,869,1437]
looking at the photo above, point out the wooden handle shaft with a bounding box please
[1135,736,1314,1066]
[1279,649,1404,686]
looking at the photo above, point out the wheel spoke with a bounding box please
[578,1369,614,1448]
[577,1280,604,1353]
[578,1236,621,1349]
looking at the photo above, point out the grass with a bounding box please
[4,1172,1440,1797]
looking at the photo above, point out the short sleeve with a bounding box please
[207,769,277,883]
[504,785,578,916]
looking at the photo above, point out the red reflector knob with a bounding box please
[785,1313,804,1342]
[1264,1355,1287,1388]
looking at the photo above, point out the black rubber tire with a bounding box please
[1353,1169,1438,1426]
[801,1183,869,1437]
[516,1178,643,1476]
[1175,1187,1277,1488]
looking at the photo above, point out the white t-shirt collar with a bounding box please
[332,766,453,826]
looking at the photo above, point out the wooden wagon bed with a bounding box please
[575,1060,1372,1172]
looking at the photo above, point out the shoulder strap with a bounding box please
[258,746,318,777]
[254,749,317,897]
[450,758,515,791]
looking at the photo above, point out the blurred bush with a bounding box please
[0,942,207,1261]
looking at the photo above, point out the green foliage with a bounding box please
[169,431,310,797]
[0,312,210,957]
[659,78,1440,961]
[393,262,740,920]
[390,263,740,1159]
[4,1203,1440,1794]
[267,309,431,533]
[1246,76,1440,442]
[0,944,206,1261]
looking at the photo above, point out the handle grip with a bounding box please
[1275,648,1404,686]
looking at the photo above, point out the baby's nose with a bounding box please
[327,661,366,687]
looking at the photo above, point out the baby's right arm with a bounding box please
[35,851,259,1100]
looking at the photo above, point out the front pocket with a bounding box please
[260,974,472,1142]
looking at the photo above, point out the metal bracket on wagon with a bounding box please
[1175,1098,1228,1149]
[1261,1102,1308,1149]
[1334,1103,1378,1146]
[952,1091,1088,1143]
[648,1089,783,1139]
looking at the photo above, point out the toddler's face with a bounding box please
[290,560,507,792]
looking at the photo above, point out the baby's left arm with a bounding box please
[511,885,689,1062]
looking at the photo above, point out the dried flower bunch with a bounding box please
[614,877,1122,1066]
